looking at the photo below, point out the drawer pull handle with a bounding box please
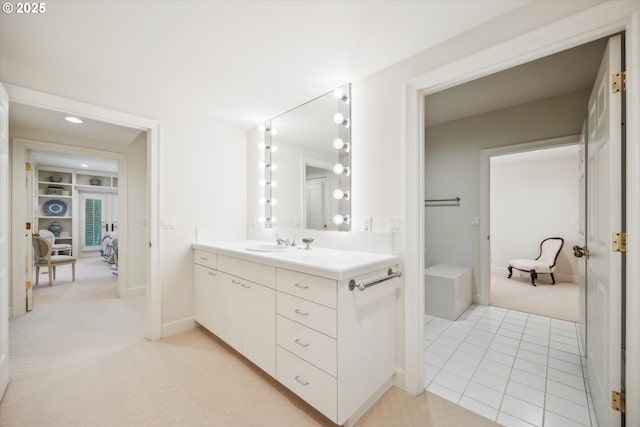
[199,257,208,261]
[294,283,309,289]
[241,283,252,289]
[294,338,309,348]
[208,272,216,276]
[232,280,241,285]
[294,309,309,317]
[295,375,309,386]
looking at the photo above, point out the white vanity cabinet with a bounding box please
[193,251,276,377]
[192,243,399,426]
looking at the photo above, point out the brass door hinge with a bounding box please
[612,232,627,253]
[26,222,31,230]
[25,162,32,171]
[612,72,626,93]
[612,390,626,412]
[25,281,31,290]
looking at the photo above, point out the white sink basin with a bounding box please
[246,244,296,252]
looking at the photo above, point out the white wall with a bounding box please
[127,132,148,292]
[490,148,580,281]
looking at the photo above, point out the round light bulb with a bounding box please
[258,216,266,223]
[333,138,344,150]
[258,124,266,132]
[333,189,345,200]
[333,163,345,175]
[258,142,266,150]
[333,113,345,125]
[271,216,278,224]
[333,88,345,100]
[271,198,278,206]
[258,179,266,187]
[271,128,278,136]
[333,214,345,225]
[270,164,278,171]
[258,197,266,205]
[258,162,266,169]
[270,145,278,153]
[271,180,278,188]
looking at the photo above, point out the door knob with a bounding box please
[573,245,590,258]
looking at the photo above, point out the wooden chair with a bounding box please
[507,237,564,286]
[32,236,76,286]
[38,229,72,255]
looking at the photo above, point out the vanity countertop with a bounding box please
[193,241,400,280]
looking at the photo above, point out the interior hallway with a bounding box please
[1,259,496,426]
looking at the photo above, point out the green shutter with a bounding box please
[84,198,103,247]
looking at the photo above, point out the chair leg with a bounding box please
[35,266,40,286]
[53,266,56,280]
[530,270,537,286]
[551,273,556,285]
[72,262,76,282]
[48,266,53,286]
[507,266,513,278]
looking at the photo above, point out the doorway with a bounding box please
[421,34,624,426]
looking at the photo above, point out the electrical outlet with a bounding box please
[363,217,373,232]
[387,216,403,232]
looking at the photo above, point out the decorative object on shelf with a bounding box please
[48,186,63,195]
[43,199,68,216]
[302,237,314,250]
[90,178,101,186]
[49,176,63,183]
[48,221,62,237]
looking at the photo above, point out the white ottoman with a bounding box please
[425,264,472,321]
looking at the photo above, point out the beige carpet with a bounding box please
[1,257,497,427]
[490,272,579,322]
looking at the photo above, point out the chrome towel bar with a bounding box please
[424,197,460,206]
[349,268,403,291]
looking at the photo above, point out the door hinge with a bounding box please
[25,162,32,171]
[612,232,627,253]
[612,390,626,413]
[25,281,31,290]
[26,222,31,230]
[612,71,626,93]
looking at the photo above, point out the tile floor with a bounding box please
[424,305,599,427]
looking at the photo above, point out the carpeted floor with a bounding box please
[1,257,497,427]
[490,272,579,323]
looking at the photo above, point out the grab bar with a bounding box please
[425,197,460,205]
[349,268,403,291]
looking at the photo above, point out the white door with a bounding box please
[577,123,587,348]
[581,34,623,427]
[305,178,327,230]
[0,83,10,399]
[25,150,33,311]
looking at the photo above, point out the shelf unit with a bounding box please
[34,166,118,253]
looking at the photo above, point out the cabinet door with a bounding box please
[215,272,243,352]
[241,281,276,376]
[194,264,217,331]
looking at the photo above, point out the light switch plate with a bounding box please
[363,217,373,232]
[387,216,403,232]
[161,217,176,229]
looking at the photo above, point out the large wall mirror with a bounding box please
[259,84,351,231]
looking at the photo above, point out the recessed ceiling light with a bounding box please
[64,116,84,124]
[80,163,89,168]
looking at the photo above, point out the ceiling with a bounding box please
[426,37,607,126]
[31,150,118,173]
[0,1,529,130]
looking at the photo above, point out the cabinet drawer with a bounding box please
[277,268,337,308]
[277,347,337,422]
[243,260,275,289]
[277,292,336,338]
[194,250,217,269]
[218,254,242,276]
[277,315,336,377]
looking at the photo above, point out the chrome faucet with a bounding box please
[276,234,296,247]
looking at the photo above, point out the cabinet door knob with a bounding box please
[232,279,241,285]
[241,283,251,289]
[294,283,309,289]
[208,272,216,276]
[294,375,309,386]
[294,309,309,317]
[294,338,309,348]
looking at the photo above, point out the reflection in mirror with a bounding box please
[258,84,351,231]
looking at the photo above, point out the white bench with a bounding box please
[424,264,472,321]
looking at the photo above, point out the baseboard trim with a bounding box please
[125,285,147,296]
[344,376,393,427]
[393,367,405,390]
[161,317,196,338]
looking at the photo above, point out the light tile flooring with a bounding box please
[424,305,598,427]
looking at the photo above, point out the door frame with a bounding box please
[403,3,640,425]
[478,134,580,305]
[5,83,162,341]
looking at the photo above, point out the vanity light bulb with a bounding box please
[258,179,266,187]
[258,124,266,132]
[271,180,278,188]
[270,145,278,153]
[333,113,350,127]
[333,138,345,150]
[333,214,350,225]
[333,88,346,101]
[271,216,278,224]
[333,189,349,200]
[333,163,349,175]
[270,164,278,171]
[258,162,266,169]
[258,197,266,205]
[258,216,266,223]
[270,128,278,136]
[258,142,266,150]
[271,198,278,206]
